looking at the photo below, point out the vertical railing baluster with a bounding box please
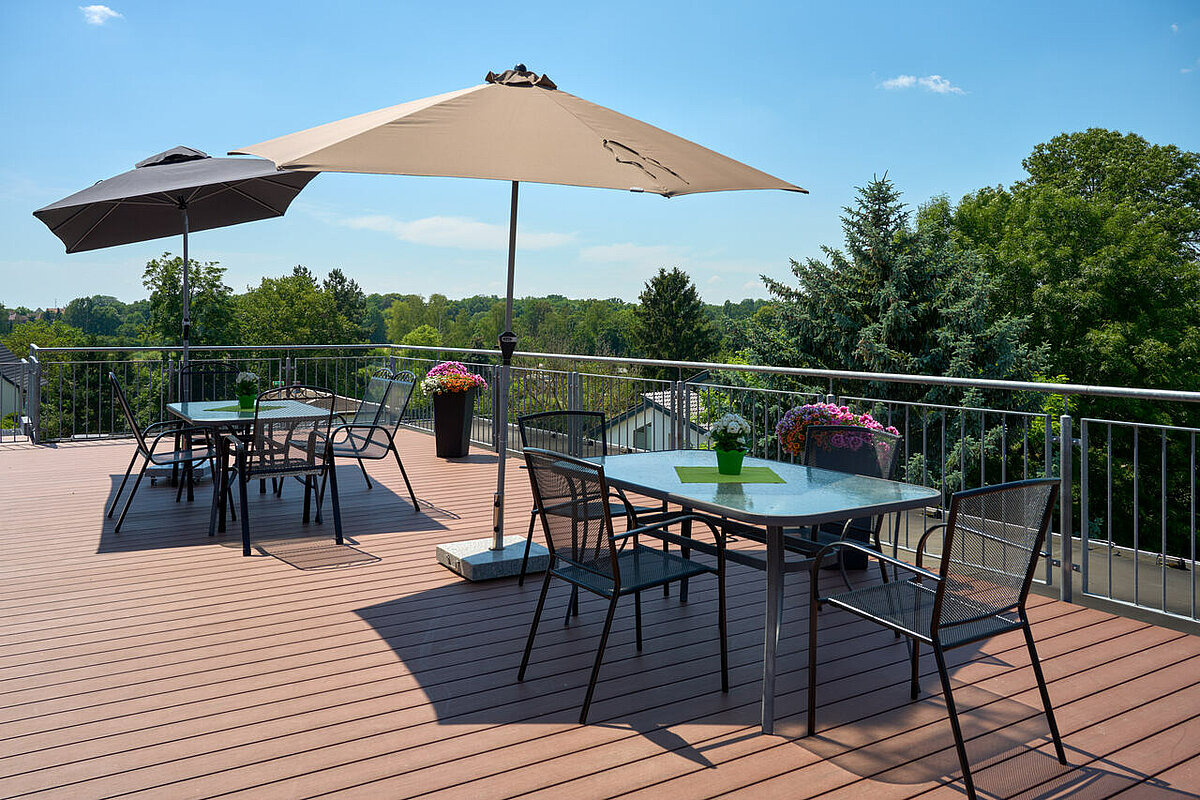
[1059,414,1073,602]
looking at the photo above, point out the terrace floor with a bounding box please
[1,433,1199,800]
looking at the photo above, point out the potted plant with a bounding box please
[709,412,751,474]
[422,361,488,458]
[774,401,898,457]
[235,371,260,410]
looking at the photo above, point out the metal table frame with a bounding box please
[589,449,941,735]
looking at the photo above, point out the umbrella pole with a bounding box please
[493,181,519,551]
[179,203,191,400]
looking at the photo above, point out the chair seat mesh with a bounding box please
[554,544,713,596]
[824,578,1023,647]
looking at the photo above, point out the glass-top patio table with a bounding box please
[167,399,332,427]
[589,449,941,735]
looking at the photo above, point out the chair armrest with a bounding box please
[146,425,216,454]
[144,419,188,436]
[616,513,725,560]
[916,522,949,570]
[811,540,940,590]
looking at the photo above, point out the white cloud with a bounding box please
[80,5,122,25]
[879,73,965,94]
[340,214,573,250]
[880,75,918,90]
[1172,23,1179,33]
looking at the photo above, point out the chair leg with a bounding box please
[302,474,313,523]
[563,585,580,625]
[391,443,419,512]
[580,594,620,724]
[328,462,343,545]
[1022,616,1067,765]
[114,460,149,533]
[807,575,821,736]
[239,469,252,557]
[357,457,373,488]
[107,448,140,518]
[933,640,977,800]
[518,509,537,587]
[634,591,643,651]
[518,570,554,681]
[911,639,921,700]
[717,550,728,693]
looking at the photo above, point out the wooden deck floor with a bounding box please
[1,433,1198,800]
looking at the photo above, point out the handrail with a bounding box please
[28,342,1200,405]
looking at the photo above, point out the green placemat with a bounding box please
[209,402,286,413]
[674,466,785,484]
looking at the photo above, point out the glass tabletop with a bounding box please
[167,400,330,426]
[591,450,940,527]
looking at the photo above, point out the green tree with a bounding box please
[632,267,719,379]
[399,323,442,360]
[63,295,122,338]
[323,268,368,339]
[142,253,235,346]
[236,270,351,345]
[955,129,1200,397]
[748,176,1043,402]
[2,319,87,355]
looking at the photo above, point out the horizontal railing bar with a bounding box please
[31,343,1200,405]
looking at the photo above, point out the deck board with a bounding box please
[1,433,1198,799]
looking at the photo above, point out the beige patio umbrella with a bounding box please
[233,65,805,578]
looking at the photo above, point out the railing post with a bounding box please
[567,371,582,412]
[1059,414,1074,603]
[26,354,41,444]
[670,380,682,450]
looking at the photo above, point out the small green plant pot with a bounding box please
[715,448,746,475]
[237,394,256,410]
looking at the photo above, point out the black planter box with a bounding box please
[433,389,476,458]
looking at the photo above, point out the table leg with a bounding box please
[762,524,784,734]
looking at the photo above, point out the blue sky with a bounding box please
[2,0,1198,308]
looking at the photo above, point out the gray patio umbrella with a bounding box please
[33,146,317,376]
[233,65,805,575]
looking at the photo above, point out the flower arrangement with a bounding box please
[235,371,259,397]
[709,412,751,452]
[421,361,488,396]
[774,402,898,456]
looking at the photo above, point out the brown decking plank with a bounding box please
[501,618,1184,800]
[191,606,1112,799]
[3,440,1197,800]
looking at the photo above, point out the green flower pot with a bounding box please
[237,393,256,410]
[715,448,746,475]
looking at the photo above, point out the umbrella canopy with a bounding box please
[232,68,803,197]
[34,146,317,253]
[233,65,803,560]
[33,146,317,378]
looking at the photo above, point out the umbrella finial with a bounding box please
[485,65,557,90]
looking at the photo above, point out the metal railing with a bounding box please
[19,341,1200,624]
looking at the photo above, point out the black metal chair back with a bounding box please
[523,448,620,584]
[110,372,149,454]
[244,385,336,478]
[518,410,608,458]
[177,362,240,403]
[930,478,1058,641]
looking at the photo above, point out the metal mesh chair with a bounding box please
[213,384,342,556]
[798,425,902,573]
[518,448,727,723]
[107,372,216,533]
[321,371,420,511]
[177,362,240,403]
[807,478,1065,800]
[516,410,669,588]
